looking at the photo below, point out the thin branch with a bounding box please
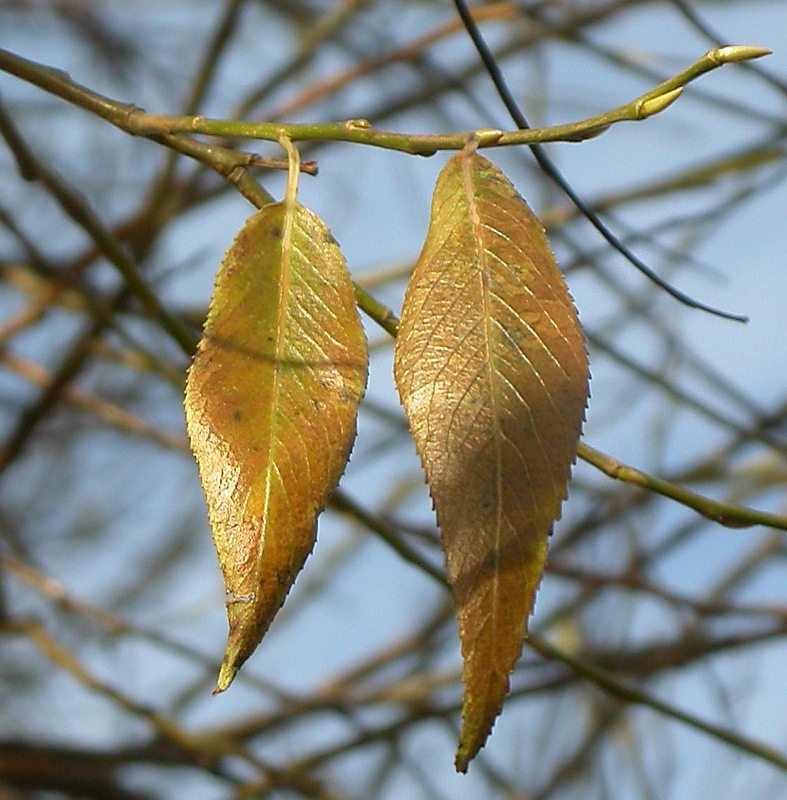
[0,46,767,155]
[578,441,787,531]
[527,634,787,773]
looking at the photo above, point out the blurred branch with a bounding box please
[586,332,787,454]
[0,618,341,799]
[329,489,444,582]
[0,312,122,476]
[235,0,371,117]
[0,553,290,701]
[541,140,786,229]
[0,97,196,355]
[0,739,155,800]
[2,619,219,758]
[183,0,246,116]
[0,350,186,452]
[264,2,520,119]
[547,560,787,621]
[528,634,787,773]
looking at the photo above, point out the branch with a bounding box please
[528,634,787,773]
[578,441,787,531]
[0,46,769,155]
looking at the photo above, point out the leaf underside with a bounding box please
[185,201,367,693]
[393,152,589,771]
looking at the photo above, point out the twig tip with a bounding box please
[712,45,772,64]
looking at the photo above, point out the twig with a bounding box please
[0,46,767,156]
[578,441,787,531]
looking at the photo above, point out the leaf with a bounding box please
[184,201,367,693]
[393,151,589,771]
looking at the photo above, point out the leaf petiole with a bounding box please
[279,133,301,210]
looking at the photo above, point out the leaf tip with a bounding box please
[455,704,498,771]
[214,646,242,695]
[454,713,496,773]
[212,602,262,694]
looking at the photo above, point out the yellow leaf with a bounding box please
[185,201,367,693]
[393,151,589,771]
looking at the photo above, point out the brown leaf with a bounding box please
[393,151,589,771]
[184,201,367,693]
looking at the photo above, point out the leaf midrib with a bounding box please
[259,203,295,568]
[461,156,504,653]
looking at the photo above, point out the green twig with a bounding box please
[578,441,787,530]
[2,43,764,339]
[0,46,769,156]
[353,285,399,337]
